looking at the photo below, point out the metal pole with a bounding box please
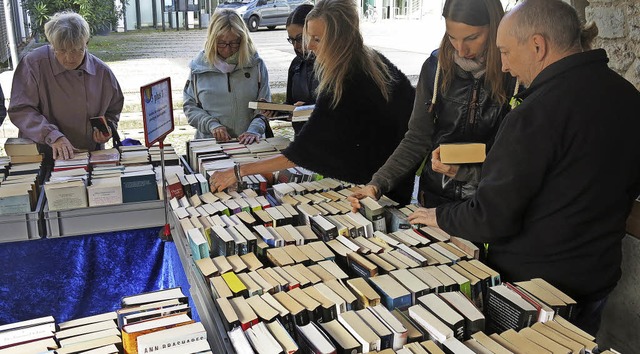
[4,0,19,69]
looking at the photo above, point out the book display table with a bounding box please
[0,226,196,326]
[170,212,236,353]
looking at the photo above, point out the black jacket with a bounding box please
[286,55,319,136]
[437,49,640,302]
[283,52,416,204]
[0,85,6,126]
[420,51,514,207]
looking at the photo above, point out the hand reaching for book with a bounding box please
[238,132,260,145]
[209,168,236,192]
[211,126,231,142]
[347,185,379,213]
[407,207,440,228]
[432,146,459,178]
[51,136,76,160]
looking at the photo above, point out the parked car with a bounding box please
[216,0,312,32]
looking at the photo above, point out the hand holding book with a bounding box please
[347,185,380,213]
[431,146,460,178]
[90,116,112,144]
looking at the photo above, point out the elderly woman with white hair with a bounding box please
[9,11,124,160]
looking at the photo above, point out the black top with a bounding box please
[0,85,6,125]
[283,52,416,204]
[420,50,515,207]
[437,49,640,302]
[286,54,319,136]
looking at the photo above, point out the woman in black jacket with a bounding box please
[351,0,518,208]
[209,0,416,204]
[284,4,318,136]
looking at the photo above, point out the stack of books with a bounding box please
[118,287,210,354]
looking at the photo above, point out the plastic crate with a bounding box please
[0,188,44,243]
[44,200,166,238]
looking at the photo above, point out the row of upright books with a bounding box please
[170,176,617,354]
[43,145,183,211]
[0,139,43,216]
[186,137,291,178]
[0,287,209,354]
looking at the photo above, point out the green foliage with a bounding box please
[22,0,124,37]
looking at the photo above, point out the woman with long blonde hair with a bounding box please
[209,0,416,204]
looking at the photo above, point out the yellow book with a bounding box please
[221,272,248,297]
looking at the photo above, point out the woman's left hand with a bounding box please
[239,132,260,145]
[431,146,459,178]
[209,167,236,192]
[92,126,112,144]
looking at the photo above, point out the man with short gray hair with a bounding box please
[409,0,640,336]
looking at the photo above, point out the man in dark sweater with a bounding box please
[409,0,640,336]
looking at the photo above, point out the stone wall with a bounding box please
[586,0,640,90]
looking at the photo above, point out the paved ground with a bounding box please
[0,17,445,155]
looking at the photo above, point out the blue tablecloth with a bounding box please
[0,227,196,325]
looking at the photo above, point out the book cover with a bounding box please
[485,284,537,334]
[89,116,110,136]
[121,171,158,203]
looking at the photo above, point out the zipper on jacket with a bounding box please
[468,80,480,125]
[226,73,231,92]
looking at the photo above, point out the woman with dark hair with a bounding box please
[284,4,318,135]
[350,0,518,208]
[209,0,416,204]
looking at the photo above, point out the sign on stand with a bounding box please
[140,77,175,241]
[141,77,175,147]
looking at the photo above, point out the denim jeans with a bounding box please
[571,295,609,337]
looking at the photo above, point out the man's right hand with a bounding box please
[51,137,76,160]
[347,184,379,213]
[211,126,231,142]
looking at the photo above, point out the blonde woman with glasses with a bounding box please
[209,0,416,204]
[9,11,124,160]
[183,9,271,145]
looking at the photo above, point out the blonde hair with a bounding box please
[305,0,392,109]
[204,9,256,66]
[44,12,90,50]
[439,0,508,104]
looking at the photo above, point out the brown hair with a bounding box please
[439,0,508,104]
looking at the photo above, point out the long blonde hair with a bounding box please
[305,0,392,109]
[204,9,256,67]
[440,0,508,104]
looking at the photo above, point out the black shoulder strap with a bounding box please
[108,120,122,149]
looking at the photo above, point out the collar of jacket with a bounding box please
[49,45,97,76]
[190,50,260,74]
[516,48,608,101]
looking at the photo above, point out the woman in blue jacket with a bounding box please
[183,9,271,145]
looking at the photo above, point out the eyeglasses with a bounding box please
[287,35,303,44]
[54,46,86,58]
[217,41,241,49]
